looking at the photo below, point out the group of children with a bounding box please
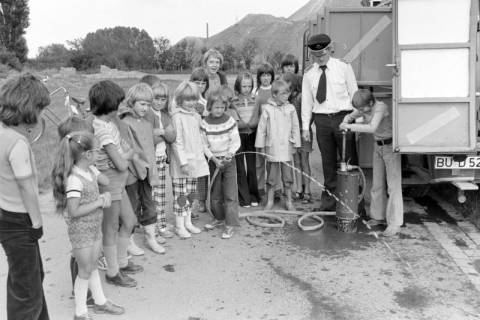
[47,49,311,319]
[47,48,403,319]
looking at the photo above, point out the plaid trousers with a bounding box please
[152,156,168,229]
[172,177,197,217]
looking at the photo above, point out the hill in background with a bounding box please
[176,0,362,59]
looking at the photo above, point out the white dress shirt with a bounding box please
[301,57,358,131]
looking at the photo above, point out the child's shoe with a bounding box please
[144,224,166,254]
[127,235,144,256]
[158,228,174,239]
[251,202,259,207]
[119,260,144,274]
[221,226,234,239]
[382,225,401,237]
[93,300,125,315]
[105,272,136,287]
[175,216,191,239]
[204,219,224,230]
[74,313,93,320]
[185,213,202,234]
[97,256,107,271]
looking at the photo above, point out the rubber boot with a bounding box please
[144,224,165,254]
[185,212,202,234]
[284,187,295,211]
[175,216,191,239]
[264,186,275,211]
[127,234,144,256]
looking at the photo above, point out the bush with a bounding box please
[0,49,22,70]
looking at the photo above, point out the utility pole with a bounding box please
[206,23,209,39]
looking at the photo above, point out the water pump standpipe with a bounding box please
[335,130,366,232]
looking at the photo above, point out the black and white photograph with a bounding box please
[1,0,480,319]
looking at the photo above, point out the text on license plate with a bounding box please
[434,156,480,169]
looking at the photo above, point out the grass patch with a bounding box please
[34,74,185,192]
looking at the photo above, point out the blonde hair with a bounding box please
[271,79,290,96]
[202,49,224,67]
[206,85,234,111]
[174,81,200,107]
[51,131,96,212]
[125,83,153,108]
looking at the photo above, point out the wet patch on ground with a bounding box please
[163,264,175,272]
[268,261,353,320]
[284,215,376,256]
[415,196,458,225]
[394,286,431,310]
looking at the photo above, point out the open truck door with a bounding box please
[393,0,478,153]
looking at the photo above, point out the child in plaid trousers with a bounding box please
[141,76,176,240]
[169,81,210,238]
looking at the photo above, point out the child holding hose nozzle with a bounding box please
[201,86,241,239]
[339,89,403,237]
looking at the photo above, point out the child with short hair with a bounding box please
[340,89,403,237]
[255,79,301,211]
[140,75,176,239]
[0,73,50,320]
[281,54,300,74]
[190,67,210,216]
[201,87,241,238]
[52,131,124,319]
[170,81,210,238]
[232,72,260,207]
[120,83,165,254]
[202,49,227,96]
[90,80,142,288]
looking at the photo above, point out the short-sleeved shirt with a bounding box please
[0,124,38,212]
[92,117,123,171]
[66,166,101,199]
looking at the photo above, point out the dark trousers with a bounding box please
[0,209,49,320]
[209,159,240,227]
[125,177,156,226]
[314,112,358,202]
[236,131,260,205]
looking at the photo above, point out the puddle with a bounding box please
[285,216,375,256]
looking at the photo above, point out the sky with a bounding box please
[25,0,308,58]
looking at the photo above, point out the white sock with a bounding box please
[74,276,89,316]
[117,235,130,268]
[88,269,107,305]
[103,245,119,277]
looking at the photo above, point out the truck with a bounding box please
[302,0,480,203]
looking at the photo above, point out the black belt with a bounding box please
[315,110,351,117]
[376,138,392,146]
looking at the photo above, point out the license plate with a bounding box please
[434,156,480,169]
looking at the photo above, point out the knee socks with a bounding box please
[88,269,107,306]
[74,276,89,316]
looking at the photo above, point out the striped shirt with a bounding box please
[200,114,241,159]
[92,117,123,171]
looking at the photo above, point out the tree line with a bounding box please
[32,26,288,72]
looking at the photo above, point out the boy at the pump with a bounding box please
[340,89,403,236]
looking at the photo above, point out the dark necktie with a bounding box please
[316,65,327,104]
